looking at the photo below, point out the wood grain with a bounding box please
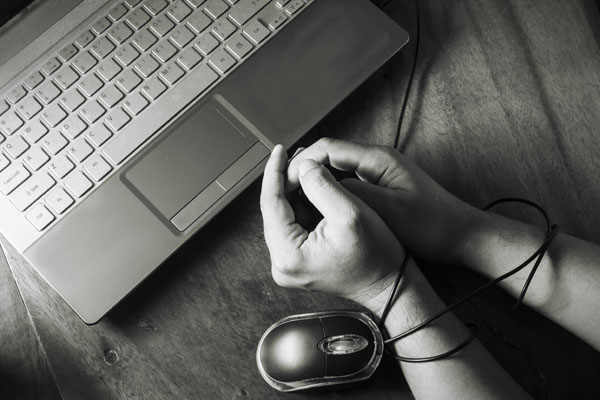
[2,0,600,398]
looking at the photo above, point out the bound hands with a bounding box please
[260,138,482,311]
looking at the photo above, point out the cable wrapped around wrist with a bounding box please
[377,198,559,363]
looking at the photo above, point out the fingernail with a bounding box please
[299,159,319,177]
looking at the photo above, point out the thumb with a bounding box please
[298,159,361,225]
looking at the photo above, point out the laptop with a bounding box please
[0,0,408,323]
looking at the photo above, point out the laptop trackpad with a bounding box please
[124,97,258,224]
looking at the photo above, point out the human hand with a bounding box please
[260,144,405,307]
[286,138,485,264]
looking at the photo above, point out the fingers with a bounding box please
[298,159,362,225]
[341,179,399,229]
[287,138,399,190]
[260,145,307,251]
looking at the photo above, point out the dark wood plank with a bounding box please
[0,242,61,400]
[2,0,600,398]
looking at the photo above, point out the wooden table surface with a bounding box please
[2,0,600,398]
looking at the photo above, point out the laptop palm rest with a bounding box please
[124,97,260,230]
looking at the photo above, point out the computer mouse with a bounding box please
[256,310,384,392]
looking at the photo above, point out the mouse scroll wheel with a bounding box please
[317,334,369,355]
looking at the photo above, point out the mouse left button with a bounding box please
[258,318,325,383]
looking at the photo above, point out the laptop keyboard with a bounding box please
[0,0,312,232]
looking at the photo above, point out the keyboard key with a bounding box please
[149,15,175,37]
[78,74,104,97]
[41,104,67,127]
[123,92,149,115]
[226,33,253,59]
[6,85,27,104]
[266,10,287,30]
[284,0,303,16]
[115,69,142,93]
[0,100,8,116]
[132,29,158,51]
[208,48,236,74]
[59,88,86,112]
[170,26,195,48]
[80,100,106,123]
[58,44,78,62]
[83,154,112,181]
[0,163,30,195]
[159,62,185,85]
[91,17,112,35]
[167,1,192,22]
[243,19,270,44]
[134,53,160,77]
[194,32,219,55]
[4,135,29,158]
[23,147,50,171]
[86,124,113,147]
[25,204,55,231]
[187,11,211,33]
[16,96,42,120]
[22,120,48,143]
[97,58,123,81]
[0,112,24,135]
[103,64,218,165]
[228,0,268,26]
[177,47,202,70]
[203,0,228,19]
[23,71,45,90]
[10,172,55,211]
[108,3,128,21]
[45,187,74,214]
[126,8,151,30]
[211,17,236,41]
[48,155,75,179]
[35,81,61,105]
[54,65,79,90]
[105,107,131,131]
[42,131,69,155]
[67,138,94,163]
[90,36,116,59]
[152,40,178,62]
[60,115,87,139]
[275,0,289,6]
[108,22,134,44]
[186,0,207,7]
[125,0,142,7]
[0,154,9,172]
[98,85,125,108]
[115,43,141,66]
[75,30,96,48]
[140,77,167,99]
[65,170,93,197]
[143,0,168,15]
[41,57,61,76]
[72,51,98,74]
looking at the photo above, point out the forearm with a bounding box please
[363,259,530,400]
[458,210,600,349]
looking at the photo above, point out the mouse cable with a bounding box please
[378,198,559,362]
[393,0,421,151]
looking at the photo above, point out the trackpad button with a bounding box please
[124,97,257,221]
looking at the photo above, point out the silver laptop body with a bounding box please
[0,0,408,323]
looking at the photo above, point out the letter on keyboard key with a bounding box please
[23,120,48,143]
[103,63,218,165]
[26,204,55,231]
[65,170,93,197]
[48,155,75,179]
[105,107,131,131]
[87,124,113,147]
[0,163,31,195]
[23,146,50,171]
[228,0,269,26]
[4,135,29,159]
[10,172,55,211]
